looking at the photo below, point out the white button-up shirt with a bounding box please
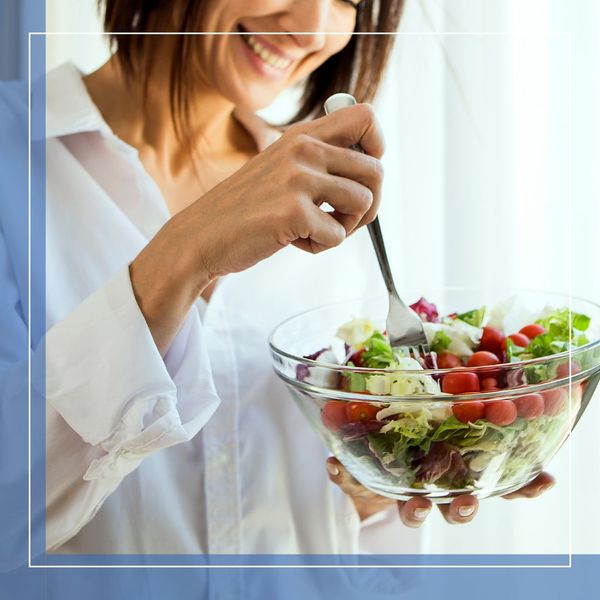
[11,63,425,556]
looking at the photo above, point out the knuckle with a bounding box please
[285,166,308,190]
[286,197,307,225]
[275,196,307,235]
[282,121,308,141]
[356,185,373,213]
[356,102,376,123]
[372,157,384,182]
[288,133,314,161]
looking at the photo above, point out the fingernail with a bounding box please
[458,505,476,518]
[413,507,431,520]
[537,482,555,494]
[327,462,340,476]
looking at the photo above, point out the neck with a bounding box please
[83,50,248,177]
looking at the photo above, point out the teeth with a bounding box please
[244,35,291,70]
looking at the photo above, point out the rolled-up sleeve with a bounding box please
[37,267,220,550]
[43,267,220,481]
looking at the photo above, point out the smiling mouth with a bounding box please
[238,26,293,71]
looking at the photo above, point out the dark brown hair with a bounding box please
[99,0,404,136]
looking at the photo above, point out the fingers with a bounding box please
[397,498,433,528]
[289,166,376,254]
[303,103,385,159]
[502,472,556,500]
[437,495,479,524]
[322,146,383,227]
[275,123,384,251]
[291,206,346,254]
[326,457,380,500]
[287,139,382,235]
[326,458,482,527]
[313,173,375,236]
[326,457,395,520]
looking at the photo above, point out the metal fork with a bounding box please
[324,93,436,366]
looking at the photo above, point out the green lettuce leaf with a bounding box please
[431,415,527,451]
[430,330,452,353]
[523,307,592,358]
[368,410,434,465]
[456,306,486,327]
[361,331,394,368]
[523,363,550,384]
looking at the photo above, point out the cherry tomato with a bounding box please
[478,326,506,358]
[467,351,501,367]
[442,371,480,394]
[513,393,544,420]
[555,361,582,379]
[437,352,462,369]
[480,376,499,391]
[508,333,530,347]
[452,401,485,423]
[519,324,546,339]
[321,401,349,432]
[542,388,568,416]
[345,402,380,422]
[485,400,517,426]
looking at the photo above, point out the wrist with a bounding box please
[129,218,212,354]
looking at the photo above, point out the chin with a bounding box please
[221,80,289,114]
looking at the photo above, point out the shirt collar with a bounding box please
[43,62,113,141]
[41,61,281,151]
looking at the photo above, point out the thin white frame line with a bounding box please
[28,29,573,570]
[567,31,573,570]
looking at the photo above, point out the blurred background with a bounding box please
[2,0,599,557]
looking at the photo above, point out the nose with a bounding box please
[278,0,330,51]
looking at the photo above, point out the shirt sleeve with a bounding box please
[36,266,220,550]
[43,266,220,474]
[0,80,219,558]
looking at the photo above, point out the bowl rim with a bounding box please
[268,288,600,376]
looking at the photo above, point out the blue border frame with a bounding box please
[30,29,47,566]
[0,2,596,597]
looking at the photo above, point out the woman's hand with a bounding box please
[326,457,556,526]
[130,103,384,354]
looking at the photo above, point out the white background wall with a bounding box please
[45,0,600,556]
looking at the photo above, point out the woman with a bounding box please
[24,0,553,555]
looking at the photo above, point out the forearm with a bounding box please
[129,214,212,356]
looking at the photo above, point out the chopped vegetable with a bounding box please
[442,371,480,394]
[513,393,544,420]
[430,330,452,353]
[360,331,394,368]
[304,298,593,495]
[409,297,440,323]
[485,400,518,426]
[456,306,486,327]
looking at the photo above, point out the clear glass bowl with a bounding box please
[269,289,600,503]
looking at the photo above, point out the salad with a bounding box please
[299,297,592,494]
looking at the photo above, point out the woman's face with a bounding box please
[193,0,361,110]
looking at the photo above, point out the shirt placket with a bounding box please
[202,293,242,554]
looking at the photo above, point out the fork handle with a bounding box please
[366,218,399,298]
[324,94,400,300]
